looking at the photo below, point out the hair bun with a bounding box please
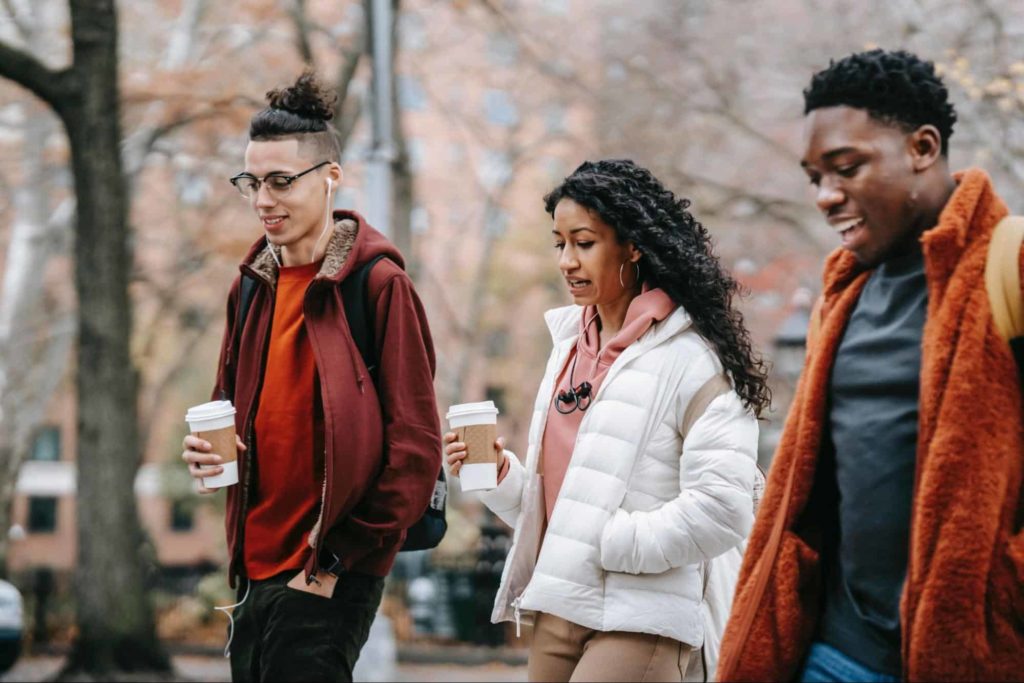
[266,71,336,122]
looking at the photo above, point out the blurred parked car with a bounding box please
[0,580,23,673]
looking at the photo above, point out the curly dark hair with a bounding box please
[543,159,771,418]
[249,70,341,162]
[804,49,957,155]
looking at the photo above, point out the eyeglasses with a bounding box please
[229,161,330,200]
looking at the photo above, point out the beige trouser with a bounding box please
[527,611,693,682]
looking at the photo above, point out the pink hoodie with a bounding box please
[529,286,677,522]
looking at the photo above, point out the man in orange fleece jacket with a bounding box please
[718,49,1024,682]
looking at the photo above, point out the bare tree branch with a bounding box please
[331,14,366,154]
[289,0,316,66]
[123,96,256,175]
[0,40,74,110]
[161,0,210,69]
[477,0,597,99]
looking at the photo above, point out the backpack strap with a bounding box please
[234,257,387,387]
[341,255,388,384]
[236,275,257,350]
[986,215,1024,342]
[222,274,258,402]
[681,374,731,438]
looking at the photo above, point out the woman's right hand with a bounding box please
[181,433,245,494]
[444,431,506,478]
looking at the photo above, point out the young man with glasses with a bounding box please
[181,72,442,682]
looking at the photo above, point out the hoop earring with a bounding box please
[619,260,640,289]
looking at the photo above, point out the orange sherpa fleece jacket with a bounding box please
[718,168,1024,682]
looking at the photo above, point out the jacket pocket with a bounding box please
[729,531,821,682]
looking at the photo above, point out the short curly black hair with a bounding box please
[804,49,957,155]
[544,159,771,418]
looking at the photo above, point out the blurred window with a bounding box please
[541,0,569,14]
[485,385,507,414]
[483,90,519,128]
[448,143,466,165]
[398,12,427,51]
[27,497,57,533]
[407,138,426,172]
[176,170,209,206]
[30,426,60,462]
[487,31,518,67]
[543,104,566,134]
[484,204,509,237]
[478,150,512,190]
[485,331,508,359]
[543,155,567,181]
[411,205,430,235]
[170,500,194,532]
[398,75,427,112]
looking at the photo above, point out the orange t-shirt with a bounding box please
[244,261,323,580]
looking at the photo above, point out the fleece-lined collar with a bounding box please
[247,218,359,289]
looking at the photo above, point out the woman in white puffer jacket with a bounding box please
[444,160,769,682]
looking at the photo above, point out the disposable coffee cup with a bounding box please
[185,400,238,488]
[446,401,500,492]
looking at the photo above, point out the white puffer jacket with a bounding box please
[477,304,758,678]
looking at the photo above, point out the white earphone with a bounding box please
[310,176,335,264]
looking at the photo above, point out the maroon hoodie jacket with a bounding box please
[213,210,442,585]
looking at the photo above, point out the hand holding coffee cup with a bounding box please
[444,432,506,478]
[182,433,247,494]
[445,401,502,491]
[182,400,243,492]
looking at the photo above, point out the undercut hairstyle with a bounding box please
[249,71,342,163]
[544,159,771,418]
[804,49,957,155]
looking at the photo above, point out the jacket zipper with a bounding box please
[303,279,336,581]
[306,447,330,584]
[503,339,573,623]
[503,332,651,627]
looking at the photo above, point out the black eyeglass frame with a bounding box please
[229,160,332,198]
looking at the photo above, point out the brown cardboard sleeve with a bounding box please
[457,424,497,467]
[196,426,237,464]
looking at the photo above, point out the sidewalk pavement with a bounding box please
[0,655,529,682]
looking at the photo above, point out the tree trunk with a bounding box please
[56,0,169,677]
[389,0,415,268]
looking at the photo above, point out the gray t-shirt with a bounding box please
[817,247,927,675]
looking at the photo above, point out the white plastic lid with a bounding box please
[445,400,499,421]
[185,400,236,424]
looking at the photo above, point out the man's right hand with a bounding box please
[181,433,246,494]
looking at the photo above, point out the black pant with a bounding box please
[230,570,385,682]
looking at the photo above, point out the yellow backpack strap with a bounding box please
[985,216,1024,341]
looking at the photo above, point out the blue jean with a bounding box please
[799,642,900,683]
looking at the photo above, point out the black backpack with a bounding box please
[236,255,447,553]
